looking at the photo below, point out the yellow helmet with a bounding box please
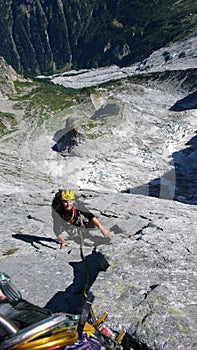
[61,189,75,201]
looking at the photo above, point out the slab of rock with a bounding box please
[0,47,197,349]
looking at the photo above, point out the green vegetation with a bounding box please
[14,80,40,92]
[0,111,16,135]
[80,120,97,133]
[1,62,195,136]
[12,80,80,113]
[0,0,197,76]
[123,68,197,92]
[0,79,97,131]
[2,248,19,256]
[14,79,99,105]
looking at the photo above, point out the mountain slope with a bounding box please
[0,28,197,350]
[0,67,196,348]
[0,0,197,75]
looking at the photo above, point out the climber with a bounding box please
[52,189,111,249]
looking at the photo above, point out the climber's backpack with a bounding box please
[52,189,63,210]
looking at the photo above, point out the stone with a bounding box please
[0,35,197,349]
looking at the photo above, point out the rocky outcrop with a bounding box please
[0,191,196,349]
[0,56,24,95]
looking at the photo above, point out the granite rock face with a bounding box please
[0,42,197,349]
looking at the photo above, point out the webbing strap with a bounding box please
[77,292,94,339]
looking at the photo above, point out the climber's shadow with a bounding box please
[45,248,110,315]
[12,234,58,250]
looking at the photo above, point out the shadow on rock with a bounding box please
[170,90,197,111]
[52,125,85,153]
[12,234,58,250]
[45,248,110,315]
[122,133,197,205]
[121,332,149,350]
[91,103,120,121]
[64,228,111,248]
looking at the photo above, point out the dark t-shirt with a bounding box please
[55,200,94,226]
[52,196,95,236]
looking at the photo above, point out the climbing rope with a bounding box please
[78,224,97,323]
